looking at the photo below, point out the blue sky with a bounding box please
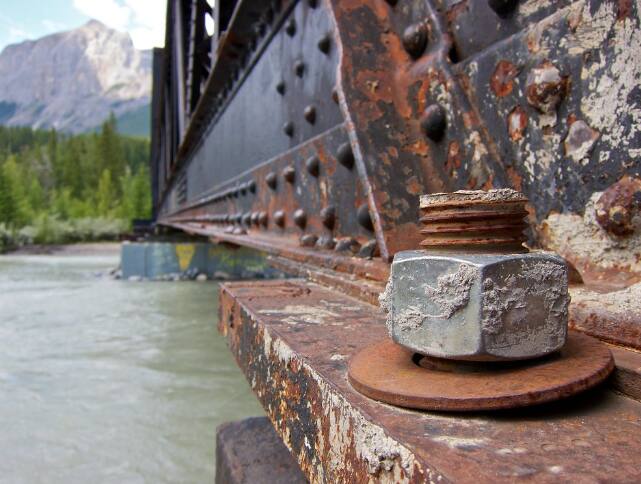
[0,0,166,52]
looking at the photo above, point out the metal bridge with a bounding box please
[149,1,641,481]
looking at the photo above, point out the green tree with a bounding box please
[3,156,32,226]
[0,163,17,226]
[96,169,115,216]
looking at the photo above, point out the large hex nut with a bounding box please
[379,250,569,361]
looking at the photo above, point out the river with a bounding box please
[0,246,263,483]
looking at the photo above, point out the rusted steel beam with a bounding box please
[219,279,641,483]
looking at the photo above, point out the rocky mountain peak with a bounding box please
[0,20,151,134]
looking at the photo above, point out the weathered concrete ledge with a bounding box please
[219,280,641,483]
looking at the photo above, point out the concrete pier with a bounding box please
[120,241,280,280]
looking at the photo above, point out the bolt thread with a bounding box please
[419,189,528,251]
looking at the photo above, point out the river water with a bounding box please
[0,248,263,483]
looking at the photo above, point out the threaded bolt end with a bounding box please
[419,189,529,251]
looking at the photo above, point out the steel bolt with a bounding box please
[258,211,269,227]
[357,203,374,231]
[300,234,318,247]
[318,35,331,54]
[293,209,307,229]
[285,19,296,36]
[294,60,305,77]
[283,165,296,183]
[380,189,570,361]
[266,171,278,190]
[283,121,294,137]
[335,237,360,254]
[306,155,320,177]
[488,0,518,17]
[402,23,428,59]
[420,104,446,142]
[276,80,286,95]
[336,142,354,169]
[321,205,336,229]
[248,180,257,193]
[274,210,286,228]
[304,105,316,125]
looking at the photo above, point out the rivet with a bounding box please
[358,239,379,258]
[488,0,518,17]
[248,180,257,193]
[308,0,319,7]
[316,235,336,250]
[283,121,294,137]
[336,142,354,169]
[258,211,269,227]
[294,60,305,77]
[318,35,331,54]
[402,23,428,59]
[242,212,252,225]
[251,212,259,225]
[235,213,243,224]
[357,203,374,231]
[331,88,339,104]
[293,209,307,229]
[276,80,286,95]
[239,183,247,195]
[335,237,360,254]
[321,205,336,229]
[274,210,286,228]
[285,19,296,36]
[266,171,278,190]
[420,104,447,142]
[304,105,316,124]
[300,234,318,247]
[306,156,320,177]
[283,165,296,183]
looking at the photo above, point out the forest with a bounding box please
[0,115,151,250]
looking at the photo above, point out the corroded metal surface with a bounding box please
[348,334,613,411]
[220,280,641,482]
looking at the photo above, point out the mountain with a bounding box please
[0,20,151,136]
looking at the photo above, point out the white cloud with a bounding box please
[9,26,30,42]
[72,0,165,50]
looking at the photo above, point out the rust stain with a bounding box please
[595,176,641,236]
[490,60,520,97]
[507,106,528,141]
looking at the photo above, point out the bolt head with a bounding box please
[420,104,447,142]
[357,203,374,231]
[402,23,428,58]
[283,165,296,183]
[320,205,336,229]
[293,209,307,229]
[294,60,305,77]
[318,35,331,54]
[336,142,354,169]
[285,19,296,36]
[488,0,518,17]
[283,121,294,137]
[380,251,569,361]
[306,156,320,177]
[304,105,316,124]
[335,237,360,254]
[276,80,286,95]
[300,234,318,247]
[258,211,269,227]
[266,172,278,190]
[274,210,286,227]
